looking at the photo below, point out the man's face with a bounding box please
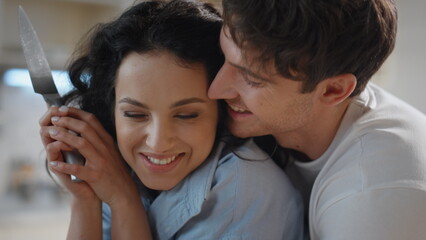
[208,27,318,140]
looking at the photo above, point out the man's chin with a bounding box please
[226,120,267,139]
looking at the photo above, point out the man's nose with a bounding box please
[208,62,239,100]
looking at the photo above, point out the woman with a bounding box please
[39,1,303,239]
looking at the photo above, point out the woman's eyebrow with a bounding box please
[171,97,206,108]
[118,97,149,109]
[118,97,206,109]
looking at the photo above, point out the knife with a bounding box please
[18,6,85,182]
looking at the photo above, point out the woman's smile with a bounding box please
[114,51,218,191]
[139,152,186,173]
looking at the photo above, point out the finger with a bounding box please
[48,160,92,182]
[48,162,73,183]
[39,106,56,127]
[48,124,102,165]
[46,141,75,184]
[40,106,61,147]
[40,125,66,147]
[47,125,122,185]
[40,126,53,147]
[59,106,115,145]
[47,162,87,190]
[39,106,64,127]
[46,140,74,162]
[50,115,113,157]
[48,125,89,150]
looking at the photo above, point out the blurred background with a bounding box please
[0,0,424,239]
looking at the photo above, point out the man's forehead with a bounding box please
[220,26,278,78]
[220,26,243,63]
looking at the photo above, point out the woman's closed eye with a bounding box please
[124,111,149,120]
[124,111,199,120]
[175,113,199,120]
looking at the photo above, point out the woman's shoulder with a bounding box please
[198,138,304,239]
[214,138,300,198]
[218,138,285,174]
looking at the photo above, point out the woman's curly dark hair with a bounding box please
[65,0,224,139]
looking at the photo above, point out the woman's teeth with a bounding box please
[147,155,177,165]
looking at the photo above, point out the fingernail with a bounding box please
[49,129,58,136]
[51,116,60,122]
[49,161,59,167]
[59,106,69,112]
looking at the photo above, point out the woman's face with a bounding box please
[114,51,218,190]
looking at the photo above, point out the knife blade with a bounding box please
[18,6,85,182]
[18,6,62,106]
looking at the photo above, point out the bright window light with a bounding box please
[3,68,73,96]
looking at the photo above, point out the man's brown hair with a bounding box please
[223,0,397,96]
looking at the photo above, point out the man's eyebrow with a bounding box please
[228,62,270,82]
[118,97,149,109]
[171,97,206,108]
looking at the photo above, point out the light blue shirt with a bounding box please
[103,139,304,240]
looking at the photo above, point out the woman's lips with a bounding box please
[140,153,184,173]
[146,155,177,165]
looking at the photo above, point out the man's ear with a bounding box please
[317,73,357,105]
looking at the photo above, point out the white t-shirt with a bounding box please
[286,83,426,240]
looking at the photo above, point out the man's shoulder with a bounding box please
[312,108,426,217]
[331,83,426,168]
[310,123,426,239]
[312,84,426,215]
[353,83,426,129]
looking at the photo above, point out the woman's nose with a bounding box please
[145,119,174,153]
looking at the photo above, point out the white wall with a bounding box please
[0,85,47,197]
[0,0,3,59]
[0,0,122,69]
[374,0,426,114]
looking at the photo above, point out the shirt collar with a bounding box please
[147,141,225,239]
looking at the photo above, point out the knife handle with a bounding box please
[63,150,86,182]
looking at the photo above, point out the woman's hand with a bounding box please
[39,106,139,206]
[40,106,152,240]
[39,106,97,202]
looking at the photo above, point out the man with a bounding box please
[208,0,426,239]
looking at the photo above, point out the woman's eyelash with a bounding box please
[176,113,199,119]
[123,112,198,120]
[124,112,148,118]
